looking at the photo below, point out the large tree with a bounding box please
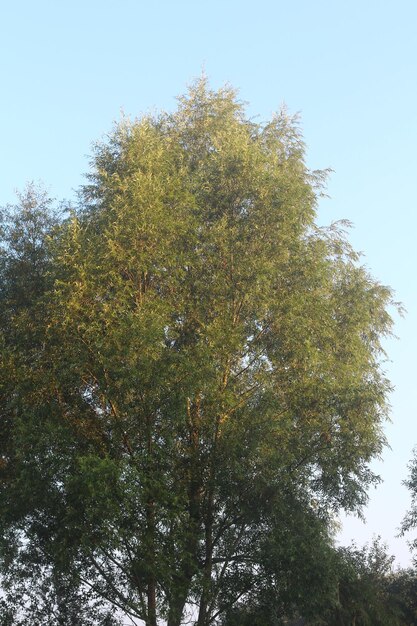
[0,80,395,625]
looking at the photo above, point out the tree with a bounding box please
[398,450,417,623]
[386,568,417,625]
[0,79,396,625]
[315,538,417,626]
[218,502,341,625]
[402,450,417,552]
[0,185,122,624]
[321,539,403,626]
[221,539,417,626]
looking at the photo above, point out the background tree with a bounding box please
[402,449,417,551]
[221,539,417,626]
[315,538,417,626]
[0,80,397,625]
[0,185,122,624]
[322,539,402,626]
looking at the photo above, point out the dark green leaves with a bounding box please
[0,80,398,626]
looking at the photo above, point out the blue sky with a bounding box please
[1,0,417,566]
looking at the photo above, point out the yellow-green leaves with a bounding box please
[0,80,397,626]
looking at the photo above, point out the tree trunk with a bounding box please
[197,408,222,626]
[146,413,157,626]
[167,396,203,626]
[196,514,213,626]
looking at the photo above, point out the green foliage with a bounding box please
[327,539,399,625]
[386,568,417,625]
[222,539,417,626]
[219,495,340,625]
[0,547,121,626]
[318,539,417,626]
[0,80,397,625]
[402,450,417,551]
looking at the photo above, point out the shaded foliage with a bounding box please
[0,80,397,625]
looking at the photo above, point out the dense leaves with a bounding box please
[223,539,417,626]
[0,80,397,625]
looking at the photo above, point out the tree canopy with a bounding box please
[0,79,397,625]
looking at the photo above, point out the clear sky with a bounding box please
[1,0,417,566]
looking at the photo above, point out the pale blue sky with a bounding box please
[1,0,417,566]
